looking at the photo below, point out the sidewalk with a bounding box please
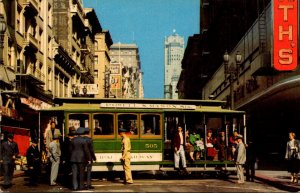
[0,170,24,181]
[255,170,300,192]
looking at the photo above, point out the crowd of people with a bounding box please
[7,120,294,188]
[175,125,255,184]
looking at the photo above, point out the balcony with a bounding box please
[70,4,85,24]
[23,32,39,52]
[23,0,38,16]
[80,44,90,54]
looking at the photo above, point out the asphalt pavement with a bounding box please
[1,169,300,192]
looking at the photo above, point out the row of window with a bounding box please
[67,113,161,138]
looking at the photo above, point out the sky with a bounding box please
[83,0,200,98]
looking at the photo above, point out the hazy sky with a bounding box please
[83,0,199,98]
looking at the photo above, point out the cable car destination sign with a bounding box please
[273,0,298,71]
[100,103,196,110]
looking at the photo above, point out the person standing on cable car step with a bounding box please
[173,126,189,175]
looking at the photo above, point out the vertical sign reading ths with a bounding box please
[273,0,298,71]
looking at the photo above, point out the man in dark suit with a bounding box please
[70,127,91,191]
[26,138,40,186]
[83,128,96,189]
[0,133,19,189]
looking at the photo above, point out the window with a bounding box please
[141,114,161,137]
[118,114,138,135]
[93,114,114,136]
[68,113,90,134]
[94,56,98,65]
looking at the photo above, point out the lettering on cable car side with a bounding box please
[273,0,298,71]
[100,103,196,110]
[95,153,162,162]
[145,143,158,149]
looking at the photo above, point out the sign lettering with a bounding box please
[100,103,197,110]
[273,0,298,71]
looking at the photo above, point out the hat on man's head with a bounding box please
[235,134,243,140]
[68,126,76,136]
[118,128,127,133]
[7,133,14,139]
[31,138,38,144]
[76,127,86,135]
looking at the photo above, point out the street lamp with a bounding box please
[223,50,242,109]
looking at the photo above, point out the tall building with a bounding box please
[110,43,144,98]
[0,0,103,149]
[164,31,184,99]
[94,30,113,98]
[179,0,300,169]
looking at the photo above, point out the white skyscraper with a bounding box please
[164,30,184,99]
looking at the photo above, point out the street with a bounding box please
[0,171,286,192]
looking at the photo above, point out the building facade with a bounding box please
[164,31,184,99]
[179,0,299,169]
[0,0,104,147]
[94,30,113,98]
[110,43,144,98]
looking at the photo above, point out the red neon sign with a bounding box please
[273,0,298,71]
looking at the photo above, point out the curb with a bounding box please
[255,174,300,192]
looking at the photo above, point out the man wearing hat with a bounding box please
[234,134,246,184]
[83,128,96,189]
[49,133,62,186]
[70,127,91,191]
[26,138,40,186]
[0,133,19,189]
[119,128,133,184]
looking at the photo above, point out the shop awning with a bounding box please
[0,66,16,84]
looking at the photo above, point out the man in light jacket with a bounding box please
[234,134,246,184]
[49,134,61,186]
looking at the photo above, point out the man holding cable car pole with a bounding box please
[173,125,189,175]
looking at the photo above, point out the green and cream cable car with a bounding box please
[39,98,246,174]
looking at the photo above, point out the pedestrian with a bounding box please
[61,126,76,187]
[119,128,133,184]
[173,126,189,174]
[26,138,41,186]
[70,127,91,191]
[83,128,96,189]
[234,134,246,184]
[285,132,300,183]
[49,134,61,186]
[44,120,61,150]
[245,141,256,182]
[0,133,19,189]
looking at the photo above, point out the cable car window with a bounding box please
[141,114,161,136]
[68,113,90,132]
[93,114,114,136]
[118,114,138,135]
